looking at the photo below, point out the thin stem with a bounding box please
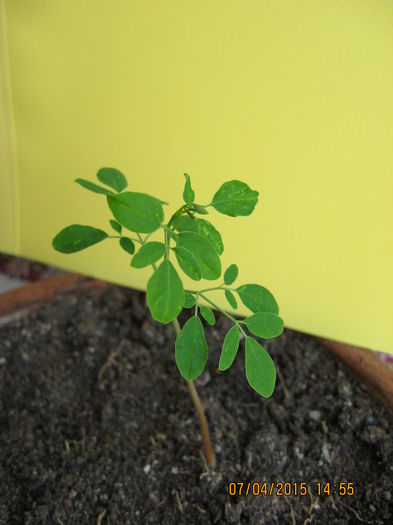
[172,318,216,467]
[164,227,170,259]
[143,230,155,244]
[198,292,246,334]
[108,234,142,243]
[185,285,224,294]
[144,234,215,466]
[194,292,199,316]
[136,233,144,245]
[197,294,227,315]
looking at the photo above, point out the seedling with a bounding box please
[52,168,283,466]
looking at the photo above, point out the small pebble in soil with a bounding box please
[309,409,321,421]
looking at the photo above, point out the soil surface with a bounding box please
[0,285,392,524]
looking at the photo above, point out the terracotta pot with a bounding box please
[1,274,392,420]
[318,337,393,421]
[0,274,109,321]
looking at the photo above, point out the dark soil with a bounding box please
[0,285,392,524]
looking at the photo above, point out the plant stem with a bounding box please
[172,318,216,467]
[108,235,141,243]
[164,227,170,259]
[198,293,247,336]
[185,285,224,294]
[136,233,145,245]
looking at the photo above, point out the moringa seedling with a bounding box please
[52,168,284,466]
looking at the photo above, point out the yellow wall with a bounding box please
[2,1,393,353]
[0,0,19,254]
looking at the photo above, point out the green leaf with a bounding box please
[225,289,237,310]
[218,326,240,371]
[194,219,223,255]
[174,216,223,256]
[107,192,164,233]
[110,219,122,233]
[176,231,221,280]
[173,246,201,281]
[75,178,114,196]
[147,260,184,323]
[173,215,198,233]
[224,264,238,285]
[212,180,259,217]
[175,316,208,380]
[119,237,135,255]
[52,225,108,253]
[237,284,279,314]
[97,167,127,192]
[245,337,276,398]
[244,313,284,339]
[184,292,196,309]
[200,306,215,326]
[131,242,165,268]
[183,173,195,204]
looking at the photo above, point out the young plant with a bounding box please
[52,168,283,466]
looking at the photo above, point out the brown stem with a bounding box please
[172,318,216,467]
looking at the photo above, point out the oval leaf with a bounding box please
[75,178,114,196]
[175,316,208,380]
[245,337,276,398]
[244,313,284,339]
[174,216,223,255]
[212,180,259,217]
[147,260,184,323]
[52,225,108,253]
[183,173,195,204]
[237,284,279,314]
[224,264,238,285]
[107,192,163,233]
[195,219,223,255]
[176,231,221,280]
[173,215,198,233]
[119,237,135,255]
[225,289,238,310]
[200,306,215,326]
[218,325,240,371]
[131,242,165,268]
[110,219,122,233]
[184,292,196,309]
[173,246,201,281]
[97,167,127,192]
